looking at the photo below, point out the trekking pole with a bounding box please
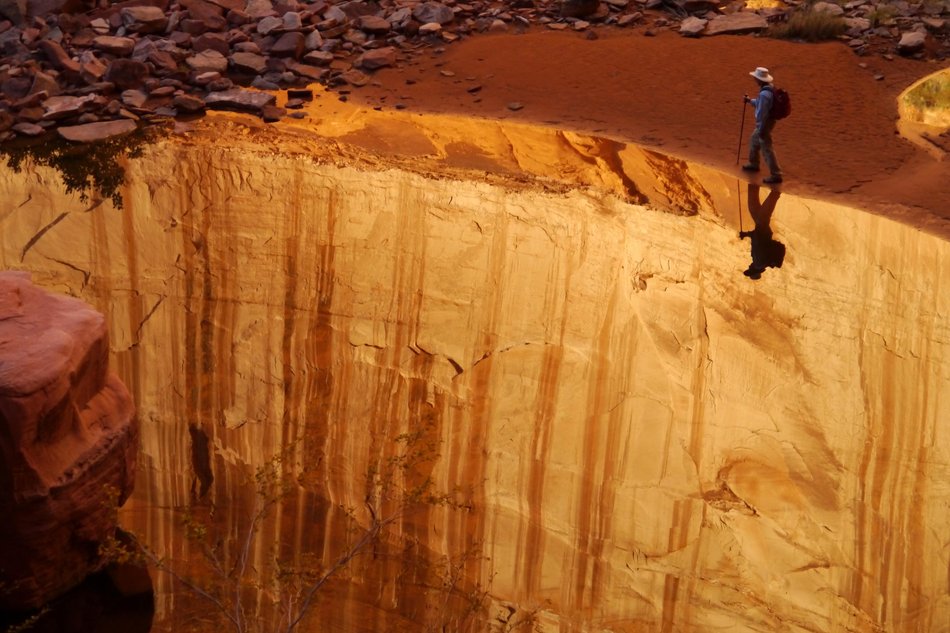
[736,96,747,165]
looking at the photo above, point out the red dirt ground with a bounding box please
[350,29,950,234]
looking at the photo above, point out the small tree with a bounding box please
[106,425,484,633]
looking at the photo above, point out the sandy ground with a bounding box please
[348,29,950,232]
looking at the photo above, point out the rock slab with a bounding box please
[0,271,137,609]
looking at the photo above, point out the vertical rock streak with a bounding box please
[0,134,948,632]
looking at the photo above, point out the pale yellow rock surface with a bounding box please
[0,104,948,632]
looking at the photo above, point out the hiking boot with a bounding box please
[741,163,760,172]
[763,174,783,184]
[743,267,763,280]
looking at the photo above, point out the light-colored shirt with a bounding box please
[751,86,774,130]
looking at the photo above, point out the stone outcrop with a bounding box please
[0,0,946,140]
[0,111,947,631]
[0,271,137,610]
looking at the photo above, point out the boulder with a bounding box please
[193,31,229,55]
[37,38,79,72]
[57,118,137,141]
[105,58,149,89]
[0,272,137,609]
[704,12,768,36]
[811,1,845,16]
[26,0,81,18]
[172,93,205,111]
[358,15,390,34]
[93,35,136,56]
[204,87,275,113]
[286,61,325,81]
[186,48,228,72]
[11,120,44,135]
[120,88,148,107]
[245,0,276,19]
[0,0,26,25]
[412,1,454,25]
[180,0,224,21]
[355,45,395,70]
[256,14,283,34]
[897,30,926,54]
[282,11,301,30]
[270,31,304,57]
[303,49,333,65]
[340,68,369,86]
[79,50,107,84]
[28,69,60,97]
[230,50,267,73]
[120,6,168,34]
[679,16,707,37]
[559,0,599,18]
[41,93,96,119]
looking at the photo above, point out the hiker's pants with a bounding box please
[749,120,781,176]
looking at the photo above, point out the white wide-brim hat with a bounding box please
[750,67,774,83]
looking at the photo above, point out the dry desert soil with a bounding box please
[348,29,950,232]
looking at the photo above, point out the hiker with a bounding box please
[742,67,783,184]
[740,183,784,279]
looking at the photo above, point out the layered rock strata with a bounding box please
[0,271,137,610]
[0,115,948,631]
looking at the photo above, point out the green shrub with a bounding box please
[768,9,849,42]
[0,126,157,209]
[905,74,950,111]
[866,5,897,27]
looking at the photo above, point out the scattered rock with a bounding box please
[204,87,275,113]
[186,49,228,72]
[560,0,600,18]
[812,2,845,16]
[303,50,334,66]
[261,103,285,121]
[356,46,396,70]
[507,101,524,110]
[256,15,283,35]
[12,121,44,136]
[358,15,391,34]
[173,93,205,111]
[41,93,95,119]
[270,31,305,58]
[120,6,168,34]
[105,59,149,90]
[121,88,148,108]
[37,39,79,73]
[93,35,136,56]
[0,0,941,142]
[230,51,267,74]
[704,13,768,36]
[57,118,137,141]
[897,30,927,54]
[412,2,454,25]
[340,68,369,86]
[679,16,706,37]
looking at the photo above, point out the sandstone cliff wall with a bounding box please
[0,123,947,631]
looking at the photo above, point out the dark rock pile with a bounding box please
[0,0,947,142]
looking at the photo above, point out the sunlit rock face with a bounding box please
[0,271,137,609]
[0,114,948,631]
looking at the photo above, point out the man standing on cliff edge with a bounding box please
[742,67,783,184]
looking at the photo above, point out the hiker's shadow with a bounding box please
[740,184,785,280]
